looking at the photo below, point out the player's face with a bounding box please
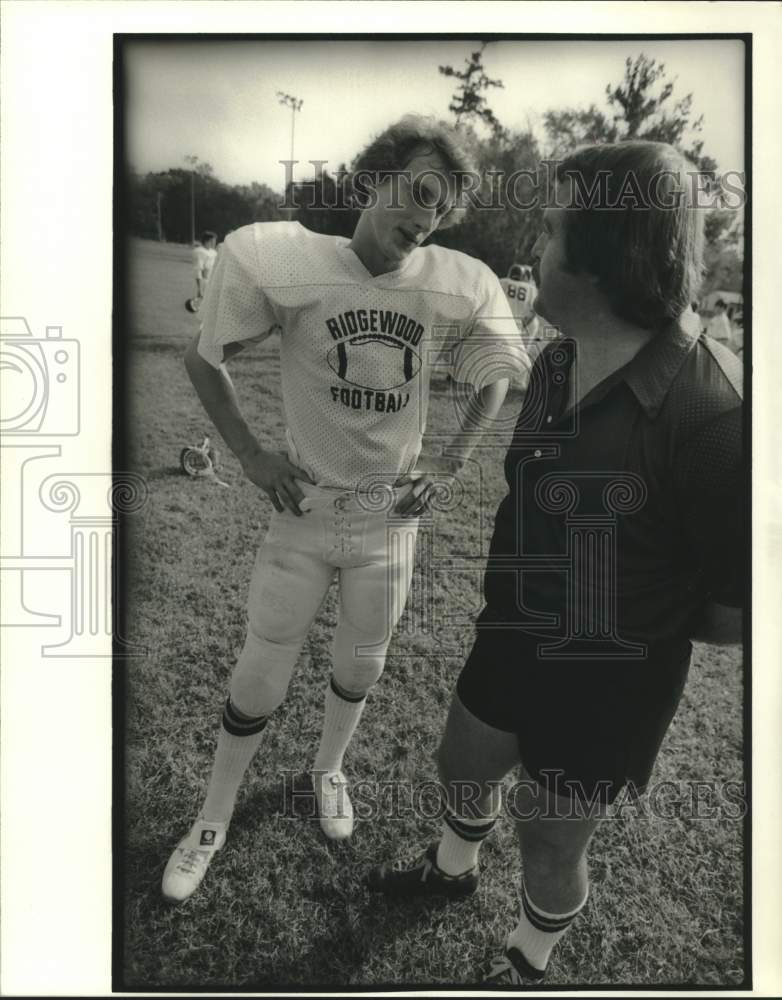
[368,150,458,264]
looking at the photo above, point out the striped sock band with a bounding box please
[435,807,498,876]
[221,697,269,737]
[329,675,366,703]
[201,698,269,824]
[506,880,588,973]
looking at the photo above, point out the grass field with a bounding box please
[120,238,746,989]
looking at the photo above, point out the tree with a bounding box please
[236,181,286,224]
[433,46,544,273]
[439,43,506,137]
[291,163,359,238]
[431,126,544,276]
[605,55,715,173]
[702,213,744,296]
[544,53,716,174]
[542,106,618,160]
[541,53,735,291]
[125,167,283,243]
[184,154,215,178]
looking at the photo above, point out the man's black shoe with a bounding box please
[367,843,478,898]
[484,946,546,984]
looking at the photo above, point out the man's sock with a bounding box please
[313,676,367,774]
[435,806,499,876]
[200,698,269,824]
[506,880,588,972]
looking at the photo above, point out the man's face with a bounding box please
[364,149,458,264]
[530,181,589,329]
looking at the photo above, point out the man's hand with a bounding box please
[393,455,463,517]
[238,441,315,515]
[184,336,314,515]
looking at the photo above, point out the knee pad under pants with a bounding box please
[229,522,335,717]
[331,622,388,697]
[229,628,303,718]
[331,538,417,697]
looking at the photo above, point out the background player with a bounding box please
[705,298,734,350]
[162,115,528,904]
[499,263,542,355]
[187,229,218,313]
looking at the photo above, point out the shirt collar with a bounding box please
[621,309,701,419]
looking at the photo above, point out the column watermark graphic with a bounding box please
[0,317,148,657]
[335,328,656,662]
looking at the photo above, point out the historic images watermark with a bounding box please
[279,772,748,823]
[279,160,747,214]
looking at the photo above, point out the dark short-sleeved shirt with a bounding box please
[483,317,744,656]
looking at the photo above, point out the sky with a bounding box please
[123,38,745,191]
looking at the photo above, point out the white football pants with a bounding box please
[230,481,420,717]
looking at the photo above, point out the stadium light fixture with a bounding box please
[277,91,304,167]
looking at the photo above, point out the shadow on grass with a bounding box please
[122,773,478,989]
[131,335,192,355]
[145,465,184,481]
[241,896,466,989]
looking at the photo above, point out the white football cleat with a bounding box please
[312,769,354,840]
[161,817,228,904]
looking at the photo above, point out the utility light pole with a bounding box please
[276,92,303,219]
[277,90,303,170]
[184,154,199,244]
[156,190,164,242]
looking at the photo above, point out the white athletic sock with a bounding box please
[201,698,269,824]
[506,880,588,972]
[435,806,499,876]
[313,676,367,774]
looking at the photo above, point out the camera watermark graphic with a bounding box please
[1,320,80,436]
[0,317,148,656]
[329,459,650,664]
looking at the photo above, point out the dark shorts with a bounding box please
[456,619,692,805]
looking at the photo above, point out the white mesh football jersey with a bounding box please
[198,221,529,490]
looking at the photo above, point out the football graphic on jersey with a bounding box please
[327,334,422,391]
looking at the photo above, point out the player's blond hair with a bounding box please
[351,114,475,227]
[354,114,474,174]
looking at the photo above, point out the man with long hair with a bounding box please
[370,141,744,984]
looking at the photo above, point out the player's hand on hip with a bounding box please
[238,443,314,515]
[393,455,463,517]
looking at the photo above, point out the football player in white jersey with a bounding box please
[500,263,541,348]
[162,115,529,903]
[187,230,218,313]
